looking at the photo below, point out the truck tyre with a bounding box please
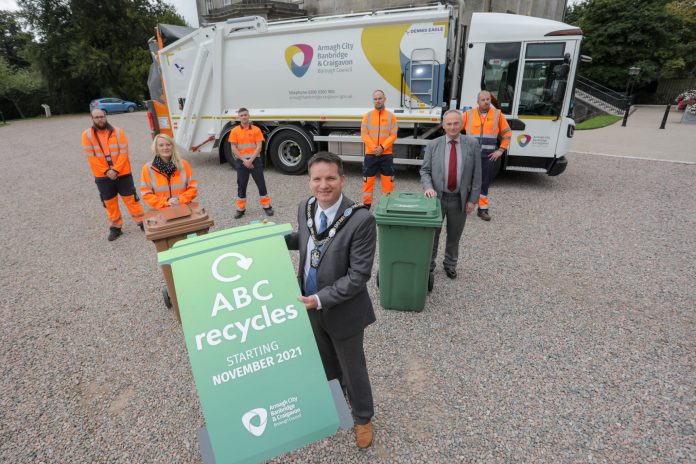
[269,130,311,174]
[221,132,236,168]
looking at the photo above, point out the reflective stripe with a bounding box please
[145,162,189,193]
[492,109,499,135]
[236,143,257,149]
[502,136,511,140]
[362,122,398,131]
[85,126,127,158]
[481,144,497,150]
[467,110,473,135]
[180,165,188,188]
[500,127,512,135]
[85,130,99,155]
[147,164,157,192]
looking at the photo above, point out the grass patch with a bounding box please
[576,114,622,130]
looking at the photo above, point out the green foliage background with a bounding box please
[0,0,185,118]
[566,0,696,90]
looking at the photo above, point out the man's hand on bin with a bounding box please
[424,188,437,198]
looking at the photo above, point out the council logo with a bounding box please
[285,44,313,77]
[242,407,268,437]
[517,134,532,147]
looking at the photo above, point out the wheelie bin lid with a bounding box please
[374,192,442,227]
[144,202,214,241]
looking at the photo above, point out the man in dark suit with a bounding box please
[285,152,377,449]
[420,110,482,279]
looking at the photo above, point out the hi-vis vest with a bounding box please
[361,109,398,155]
[140,159,198,210]
[462,108,512,156]
[82,125,131,177]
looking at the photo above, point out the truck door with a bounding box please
[510,41,575,158]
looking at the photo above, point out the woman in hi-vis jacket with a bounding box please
[140,134,198,210]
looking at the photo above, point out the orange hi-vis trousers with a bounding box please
[362,154,394,205]
[96,174,144,228]
[103,195,143,228]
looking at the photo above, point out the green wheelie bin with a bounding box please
[374,192,443,311]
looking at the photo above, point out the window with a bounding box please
[205,0,213,13]
[518,43,569,117]
[481,42,520,115]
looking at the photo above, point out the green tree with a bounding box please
[0,56,43,118]
[566,0,695,90]
[0,10,34,68]
[17,0,186,113]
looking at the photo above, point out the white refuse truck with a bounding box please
[146,3,583,175]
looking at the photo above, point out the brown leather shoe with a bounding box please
[477,209,491,221]
[355,421,374,449]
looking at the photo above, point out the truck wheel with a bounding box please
[221,132,236,168]
[269,130,311,174]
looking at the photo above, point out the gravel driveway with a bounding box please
[1,113,694,463]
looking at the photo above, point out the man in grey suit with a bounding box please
[285,152,377,449]
[420,109,482,279]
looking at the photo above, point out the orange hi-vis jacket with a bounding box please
[140,159,198,210]
[82,124,131,178]
[462,108,512,156]
[361,109,398,155]
[229,124,264,159]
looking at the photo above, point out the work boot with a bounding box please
[234,210,246,219]
[355,421,374,449]
[108,227,123,241]
[477,209,491,221]
[263,206,274,217]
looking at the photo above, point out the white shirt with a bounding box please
[304,194,343,309]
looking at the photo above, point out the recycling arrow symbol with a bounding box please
[211,252,254,283]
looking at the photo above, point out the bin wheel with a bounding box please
[375,272,379,289]
[428,272,434,292]
[162,288,172,309]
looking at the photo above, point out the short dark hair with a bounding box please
[237,107,249,114]
[308,151,344,176]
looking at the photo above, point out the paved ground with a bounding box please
[1,113,695,463]
[572,106,696,163]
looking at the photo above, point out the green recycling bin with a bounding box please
[374,192,443,311]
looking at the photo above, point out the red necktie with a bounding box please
[448,139,457,192]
